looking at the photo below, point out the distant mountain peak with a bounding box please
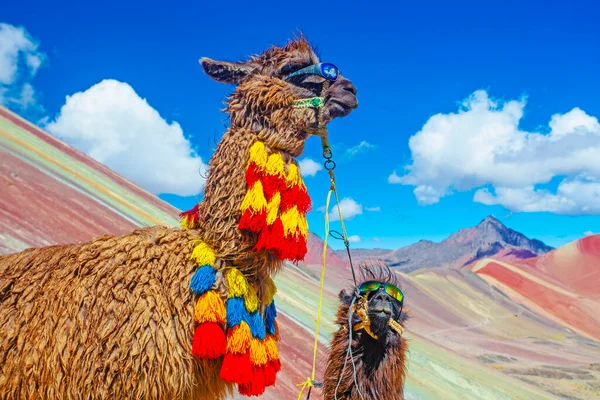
[335,215,554,273]
[479,215,502,225]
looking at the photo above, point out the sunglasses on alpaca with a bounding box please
[284,62,341,82]
[359,281,404,305]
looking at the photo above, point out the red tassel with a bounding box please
[264,362,277,387]
[239,210,266,233]
[245,163,262,187]
[276,233,307,262]
[192,322,226,359]
[253,218,285,254]
[180,204,200,228]
[238,365,266,396]
[280,184,311,213]
[261,174,287,201]
[269,358,281,373]
[220,352,253,385]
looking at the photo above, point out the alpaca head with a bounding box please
[339,264,408,353]
[199,36,358,157]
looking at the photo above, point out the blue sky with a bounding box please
[2,0,599,250]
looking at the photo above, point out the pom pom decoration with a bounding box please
[194,290,226,325]
[263,276,278,304]
[245,311,266,340]
[238,141,311,264]
[248,141,268,167]
[285,163,302,187]
[191,242,216,268]
[264,336,280,362]
[179,142,302,397]
[179,204,200,229]
[192,322,226,359]
[264,301,277,335]
[250,338,268,366]
[263,361,277,386]
[220,352,253,385]
[226,297,247,328]
[226,268,248,298]
[238,366,266,396]
[244,284,260,313]
[189,265,216,296]
[226,321,252,354]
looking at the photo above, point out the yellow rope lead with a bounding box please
[296,188,333,400]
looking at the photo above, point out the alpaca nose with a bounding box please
[338,77,357,95]
[372,290,391,303]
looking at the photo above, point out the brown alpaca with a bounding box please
[0,36,358,399]
[323,265,409,400]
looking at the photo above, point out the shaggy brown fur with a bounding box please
[322,265,409,400]
[0,36,357,399]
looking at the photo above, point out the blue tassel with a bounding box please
[264,301,277,335]
[226,297,247,328]
[245,311,266,340]
[189,265,216,295]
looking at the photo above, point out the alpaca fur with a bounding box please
[322,265,409,400]
[0,36,357,399]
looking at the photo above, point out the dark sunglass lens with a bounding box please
[385,285,404,302]
[359,281,381,293]
[320,63,339,80]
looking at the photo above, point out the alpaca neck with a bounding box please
[186,122,310,276]
[359,334,388,374]
[193,127,256,259]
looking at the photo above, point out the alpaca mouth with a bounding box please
[370,307,392,318]
[320,95,358,125]
[327,97,357,118]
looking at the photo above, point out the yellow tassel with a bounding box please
[226,321,252,354]
[191,242,216,267]
[265,192,281,225]
[240,181,267,213]
[250,338,268,366]
[194,290,226,324]
[280,206,308,238]
[227,268,248,298]
[244,284,260,313]
[265,153,286,178]
[264,336,280,361]
[180,216,190,230]
[286,163,302,187]
[264,277,277,305]
[249,141,268,169]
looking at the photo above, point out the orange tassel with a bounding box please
[226,322,252,354]
[194,290,226,324]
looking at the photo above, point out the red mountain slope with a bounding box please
[469,235,600,340]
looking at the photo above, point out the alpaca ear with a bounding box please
[200,57,257,84]
[339,289,353,304]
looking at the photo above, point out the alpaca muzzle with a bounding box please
[351,296,404,340]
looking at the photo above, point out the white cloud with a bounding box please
[45,79,207,196]
[373,237,381,242]
[298,158,322,177]
[0,23,46,110]
[348,235,361,243]
[365,206,381,212]
[583,231,595,236]
[329,197,363,222]
[346,141,376,157]
[393,90,600,215]
[388,171,402,184]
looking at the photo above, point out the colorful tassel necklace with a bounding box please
[179,139,312,397]
[239,140,311,262]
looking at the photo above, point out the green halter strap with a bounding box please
[292,96,324,108]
